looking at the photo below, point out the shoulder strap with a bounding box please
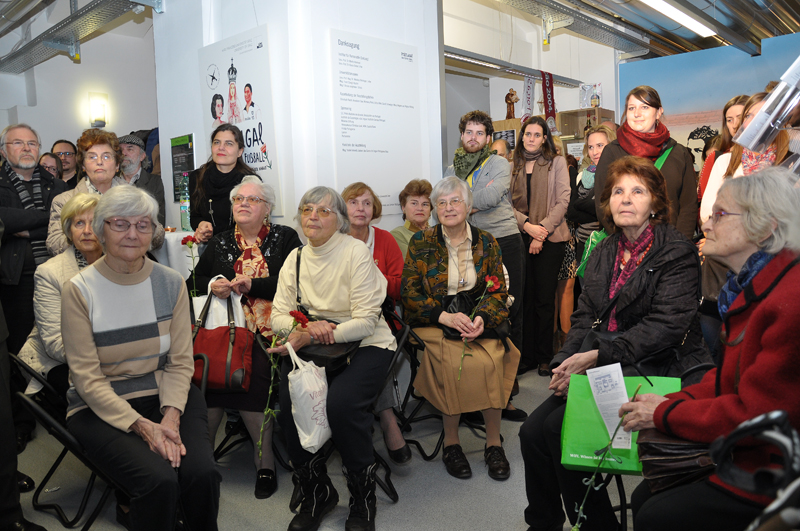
[295,245,304,307]
[654,146,674,170]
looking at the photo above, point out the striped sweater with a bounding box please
[62,257,194,432]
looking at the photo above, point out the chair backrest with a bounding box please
[16,391,83,454]
[10,353,68,422]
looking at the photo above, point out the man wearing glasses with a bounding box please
[118,135,166,226]
[0,124,67,468]
[51,139,80,190]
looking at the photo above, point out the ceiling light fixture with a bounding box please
[443,52,504,69]
[638,0,716,37]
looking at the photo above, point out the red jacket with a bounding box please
[654,249,800,505]
[373,226,403,302]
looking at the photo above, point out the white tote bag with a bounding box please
[191,275,247,329]
[285,342,332,453]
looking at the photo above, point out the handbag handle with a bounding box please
[192,291,239,342]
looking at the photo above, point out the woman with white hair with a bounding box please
[267,186,396,531]
[191,176,301,499]
[402,176,520,482]
[62,185,220,531]
[621,167,800,531]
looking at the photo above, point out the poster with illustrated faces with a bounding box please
[198,25,284,215]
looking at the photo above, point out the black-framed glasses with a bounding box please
[41,165,58,173]
[105,219,153,233]
[55,151,75,158]
[436,198,466,209]
[710,211,741,224]
[232,195,267,206]
[299,206,334,218]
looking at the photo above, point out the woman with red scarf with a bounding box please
[190,177,301,500]
[594,86,698,239]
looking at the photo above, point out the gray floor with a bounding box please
[16,371,643,531]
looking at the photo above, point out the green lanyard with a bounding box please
[654,146,673,170]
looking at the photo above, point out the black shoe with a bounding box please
[115,504,133,531]
[537,363,551,377]
[386,443,412,465]
[502,406,528,422]
[461,411,484,425]
[288,454,339,531]
[255,469,277,499]
[16,429,33,455]
[517,361,534,376]
[442,444,472,479]
[16,472,34,493]
[485,445,510,480]
[343,463,377,531]
[0,518,48,531]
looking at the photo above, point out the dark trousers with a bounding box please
[631,479,763,531]
[0,325,21,527]
[496,233,525,353]
[0,276,36,437]
[67,386,221,531]
[519,394,618,531]
[278,345,393,472]
[522,240,566,366]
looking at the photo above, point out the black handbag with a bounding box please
[294,246,361,372]
[440,287,512,351]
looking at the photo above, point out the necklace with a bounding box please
[620,240,653,270]
[453,239,469,287]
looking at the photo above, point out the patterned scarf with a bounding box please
[453,144,494,179]
[717,250,773,319]
[608,224,655,331]
[234,221,272,334]
[741,145,777,176]
[581,167,597,189]
[616,121,671,161]
[4,162,49,265]
[73,246,90,269]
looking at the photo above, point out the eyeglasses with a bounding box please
[299,206,334,218]
[710,211,741,225]
[4,140,39,149]
[55,152,75,158]
[85,153,115,163]
[436,198,466,209]
[105,219,153,233]
[41,165,58,173]
[232,195,267,205]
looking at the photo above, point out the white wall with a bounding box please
[154,0,444,231]
[445,73,490,161]
[0,5,158,151]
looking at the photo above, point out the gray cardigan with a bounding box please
[444,154,518,239]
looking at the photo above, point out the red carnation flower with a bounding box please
[485,275,500,292]
[289,310,309,328]
[181,235,196,248]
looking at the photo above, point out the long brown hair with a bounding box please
[512,116,558,176]
[718,95,749,154]
[192,124,257,206]
[725,93,789,177]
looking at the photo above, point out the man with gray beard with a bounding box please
[119,135,166,225]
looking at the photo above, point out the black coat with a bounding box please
[552,223,711,380]
[593,139,698,239]
[189,224,302,301]
[0,164,67,285]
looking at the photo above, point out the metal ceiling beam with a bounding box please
[668,0,761,55]
[444,45,583,87]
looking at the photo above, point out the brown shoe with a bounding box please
[484,446,510,481]
[442,444,472,479]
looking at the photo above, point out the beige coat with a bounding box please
[509,155,571,243]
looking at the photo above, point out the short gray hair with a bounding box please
[92,185,159,248]
[294,186,350,234]
[430,176,473,224]
[230,175,275,210]
[719,167,800,253]
[0,124,42,151]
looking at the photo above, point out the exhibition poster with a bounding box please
[198,25,284,215]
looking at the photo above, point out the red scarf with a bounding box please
[616,121,671,161]
[234,222,272,335]
[608,224,655,332]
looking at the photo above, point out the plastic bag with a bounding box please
[286,342,332,453]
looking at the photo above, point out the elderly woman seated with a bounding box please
[519,156,711,531]
[19,193,103,398]
[620,168,800,531]
[401,176,520,482]
[267,186,396,531]
[63,186,220,531]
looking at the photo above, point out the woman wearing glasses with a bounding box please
[47,129,164,256]
[62,186,221,531]
[402,176,520,482]
[38,152,63,181]
[191,177,301,499]
[267,187,396,531]
[190,124,257,243]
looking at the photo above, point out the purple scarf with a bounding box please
[608,224,655,331]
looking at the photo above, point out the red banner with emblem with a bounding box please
[541,70,560,135]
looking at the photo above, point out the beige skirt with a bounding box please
[412,327,520,416]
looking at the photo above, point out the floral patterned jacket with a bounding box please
[401,223,508,329]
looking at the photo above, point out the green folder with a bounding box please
[561,375,681,476]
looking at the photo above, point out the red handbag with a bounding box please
[192,294,253,393]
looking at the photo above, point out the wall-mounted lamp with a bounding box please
[89,92,108,128]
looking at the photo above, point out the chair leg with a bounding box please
[213,418,249,461]
[372,451,399,503]
[79,484,114,531]
[615,474,627,531]
[33,446,100,528]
